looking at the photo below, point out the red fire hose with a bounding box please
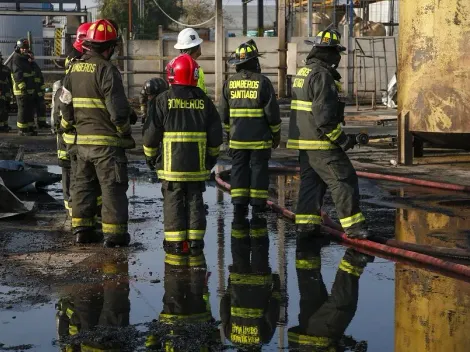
[215,169,470,280]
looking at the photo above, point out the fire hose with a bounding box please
[215,169,470,280]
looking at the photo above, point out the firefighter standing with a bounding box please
[0,51,12,132]
[143,53,223,252]
[221,215,281,350]
[61,19,136,247]
[220,39,281,216]
[174,28,207,93]
[28,51,49,129]
[288,237,372,351]
[287,29,369,239]
[138,77,168,124]
[9,38,37,136]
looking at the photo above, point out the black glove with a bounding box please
[272,131,281,149]
[339,134,357,152]
[129,109,138,125]
[207,156,217,170]
[146,156,157,171]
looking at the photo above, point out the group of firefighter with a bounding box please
[0,39,50,134]
[21,17,373,351]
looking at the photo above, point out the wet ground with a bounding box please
[1,162,470,351]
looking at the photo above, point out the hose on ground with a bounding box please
[215,169,470,280]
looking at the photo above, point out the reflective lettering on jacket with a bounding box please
[229,80,260,89]
[168,98,205,110]
[70,63,97,73]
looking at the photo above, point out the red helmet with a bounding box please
[73,22,92,53]
[166,54,199,86]
[84,19,118,44]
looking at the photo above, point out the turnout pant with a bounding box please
[35,95,47,125]
[295,149,366,234]
[16,95,35,132]
[162,181,207,242]
[0,99,8,129]
[71,145,128,237]
[231,149,271,206]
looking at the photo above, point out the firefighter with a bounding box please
[60,19,137,247]
[220,215,281,350]
[65,22,92,72]
[142,53,223,252]
[288,237,372,351]
[220,39,281,217]
[56,254,130,351]
[174,28,207,93]
[138,77,168,124]
[0,51,12,132]
[287,29,369,239]
[9,38,37,136]
[27,51,50,129]
[145,250,218,350]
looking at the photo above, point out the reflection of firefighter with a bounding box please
[287,29,368,239]
[28,51,49,129]
[288,237,372,351]
[61,19,137,247]
[56,255,130,351]
[0,51,12,132]
[142,54,223,252]
[9,38,36,136]
[221,215,281,350]
[220,39,281,216]
[145,250,218,350]
[139,77,168,124]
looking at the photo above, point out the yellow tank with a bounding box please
[398,0,470,149]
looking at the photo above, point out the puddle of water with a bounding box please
[1,170,470,351]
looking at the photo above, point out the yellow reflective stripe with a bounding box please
[270,123,281,133]
[64,201,72,216]
[157,170,210,182]
[164,230,187,241]
[58,150,69,160]
[295,214,322,225]
[231,307,263,319]
[224,124,230,132]
[66,307,74,319]
[296,257,321,270]
[143,145,158,157]
[40,84,46,90]
[159,312,211,323]
[229,140,272,149]
[102,223,127,235]
[338,259,363,277]
[96,196,102,206]
[188,254,206,267]
[231,188,250,198]
[250,189,268,199]
[287,139,338,150]
[72,97,106,109]
[231,229,249,239]
[63,134,134,148]
[72,217,95,227]
[60,118,72,129]
[326,123,343,142]
[251,228,268,238]
[340,212,366,228]
[208,146,220,157]
[165,253,187,266]
[230,108,264,118]
[188,229,205,240]
[69,325,78,336]
[116,122,131,134]
[230,273,272,286]
[291,99,311,112]
[17,121,31,129]
[82,345,120,352]
[34,77,41,83]
[230,333,260,345]
[163,131,207,142]
[288,332,333,346]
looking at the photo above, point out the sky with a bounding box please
[81,0,277,9]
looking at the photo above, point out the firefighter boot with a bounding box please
[73,226,104,244]
[103,233,131,248]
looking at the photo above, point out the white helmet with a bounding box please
[174,28,203,50]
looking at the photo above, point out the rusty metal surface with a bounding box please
[398,0,470,137]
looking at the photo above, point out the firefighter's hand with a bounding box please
[145,156,157,171]
[129,109,138,125]
[340,135,357,152]
[227,148,234,158]
[272,132,281,149]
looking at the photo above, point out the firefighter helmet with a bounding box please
[73,22,92,53]
[166,54,200,87]
[174,28,203,50]
[227,39,261,66]
[84,19,118,44]
[305,29,346,52]
[143,77,169,96]
[15,38,29,51]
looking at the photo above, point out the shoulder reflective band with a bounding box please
[290,100,311,112]
[230,108,264,118]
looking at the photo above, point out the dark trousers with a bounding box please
[0,100,8,128]
[16,95,35,131]
[231,149,271,206]
[162,181,206,242]
[35,95,47,124]
[71,145,128,236]
[296,149,365,233]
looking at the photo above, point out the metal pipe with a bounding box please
[258,0,264,37]
[307,0,312,37]
[242,0,247,36]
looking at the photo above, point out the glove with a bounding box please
[339,134,357,152]
[272,131,281,149]
[129,109,138,125]
[145,156,157,171]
